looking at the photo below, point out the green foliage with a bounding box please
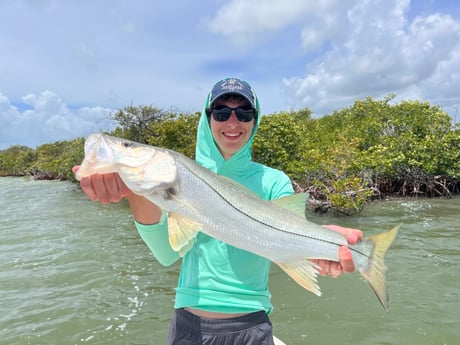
[58,138,85,181]
[147,112,200,158]
[109,105,199,158]
[350,99,456,180]
[0,138,84,180]
[2,97,458,215]
[0,145,36,176]
[311,177,373,215]
[252,96,458,213]
[253,109,311,181]
[437,126,460,179]
[30,138,85,180]
[111,104,167,143]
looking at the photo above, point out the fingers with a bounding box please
[310,224,360,277]
[346,229,363,245]
[79,173,130,204]
[338,246,355,273]
[317,225,361,276]
[80,176,98,201]
[328,261,343,278]
[323,224,363,245]
[310,259,343,278]
[94,174,117,204]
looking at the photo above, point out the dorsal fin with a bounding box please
[272,193,308,217]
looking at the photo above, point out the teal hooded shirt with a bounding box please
[136,81,294,314]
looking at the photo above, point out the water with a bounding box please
[1,177,459,345]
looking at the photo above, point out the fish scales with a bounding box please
[76,133,399,310]
[175,158,344,263]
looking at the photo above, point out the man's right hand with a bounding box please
[73,165,163,224]
[73,166,130,204]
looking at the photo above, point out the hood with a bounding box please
[195,80,261,176]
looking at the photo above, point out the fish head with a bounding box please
[75,133,177,194]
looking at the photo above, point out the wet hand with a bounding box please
[310,225,363,278]
[72,165,131,204]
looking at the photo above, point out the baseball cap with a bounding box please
[209,77,256,109]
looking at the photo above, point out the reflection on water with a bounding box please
[0,178,459,344]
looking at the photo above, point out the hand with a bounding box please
[72,165,131,204]
[310,225,363,278]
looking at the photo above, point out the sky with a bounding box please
[1,0,459,149]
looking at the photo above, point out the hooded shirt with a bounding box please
[136,79,294,314]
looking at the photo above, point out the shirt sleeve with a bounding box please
[135,213,180,266]
[269,170,296,200]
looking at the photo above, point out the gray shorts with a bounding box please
[166,308,275,345]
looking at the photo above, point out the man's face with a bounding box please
[209,96,255,160]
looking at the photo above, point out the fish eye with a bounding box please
[121,141,133,148]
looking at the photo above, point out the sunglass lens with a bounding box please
[212,106,255,122]
[235,108,255,122]
[213,108,232,121]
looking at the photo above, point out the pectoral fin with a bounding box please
[168,212,201,256]
[277,261,321,296]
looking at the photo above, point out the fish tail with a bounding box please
[359,224,400,311]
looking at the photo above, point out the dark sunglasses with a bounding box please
[211,105,256,122]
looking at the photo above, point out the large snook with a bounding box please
[76,133,399,311]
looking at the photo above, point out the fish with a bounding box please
[75,133,399,311]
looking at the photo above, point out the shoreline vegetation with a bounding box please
[1,95,459,215]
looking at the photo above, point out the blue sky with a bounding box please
[1,0,459,149]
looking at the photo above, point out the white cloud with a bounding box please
[1,0,459,149]
[0,91,114,149]
[283,0,460,116]
[207,0,340,46]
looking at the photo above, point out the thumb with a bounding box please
[72,165,80,173]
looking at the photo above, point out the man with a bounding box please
[76,77,362,344]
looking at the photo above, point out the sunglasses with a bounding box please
[211,105,256,122]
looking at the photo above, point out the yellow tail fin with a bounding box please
[360,224,400,311]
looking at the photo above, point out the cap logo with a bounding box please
[210,77,256,109]
[220,78,245,92]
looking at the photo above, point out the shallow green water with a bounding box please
[1,177,459,345]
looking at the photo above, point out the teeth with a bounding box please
[224,132,240,137]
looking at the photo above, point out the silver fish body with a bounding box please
[76,133,399,310]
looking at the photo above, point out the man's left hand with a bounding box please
[310,225,363,278]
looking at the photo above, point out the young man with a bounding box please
[77,77,362,345]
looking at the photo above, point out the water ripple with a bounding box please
[1,178,459,345]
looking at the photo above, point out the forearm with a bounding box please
[135,214,180,266]
[126,193,162,224]
[126,193,180,266]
